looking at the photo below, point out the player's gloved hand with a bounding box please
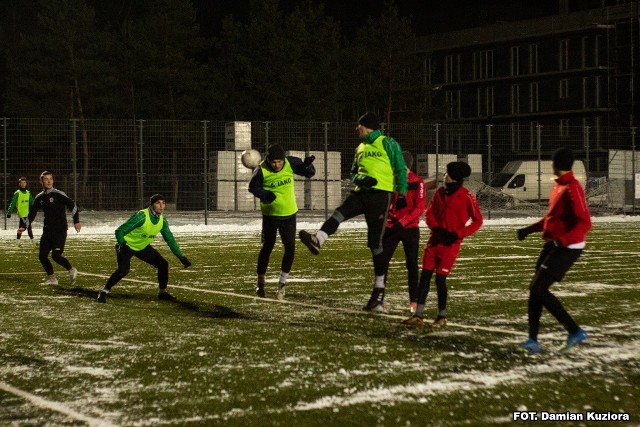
[179,256,192,268]
[115,242,128,254]
[303,155,315,166]
[354,175,377,188]
[262,191,276,203]
[442,230,459,245]
[6,213,10,218]
[517,226,534,241]
[390,222,403,234]
[395,196,407,209]
[434,227,458,246]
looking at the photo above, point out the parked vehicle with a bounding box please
[483,159,587,205]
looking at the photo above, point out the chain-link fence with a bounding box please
[2,118,639,228]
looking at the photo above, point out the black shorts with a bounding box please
[336,190,391,250]
[536,241,583,282]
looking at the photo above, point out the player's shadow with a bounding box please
[164,299,245,320]
[59,286,138,301]
[58,287,244,319]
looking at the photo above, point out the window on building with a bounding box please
[559,119,569,137]
[510,46,520,76]
[445,55,453,83]
[528,43,539,74]
[445,90,461,119]
[477,87,494,117]
[559,79,569,99]
[529,82,539,112]
[425,58,433,87]
[511,84,520,114]
[444,54,460,83]
[594,35,601,67]
[581,36,588,68]
[559,39,569,70]
[473,50,494,80]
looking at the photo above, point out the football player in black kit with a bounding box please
[23,171,81,285]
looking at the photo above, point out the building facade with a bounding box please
[411,2,640,160]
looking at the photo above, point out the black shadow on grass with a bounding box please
[162,299,246,320]
[0,354,47,368]
[57,286,146,301]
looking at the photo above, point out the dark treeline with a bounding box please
[0,0,434,124]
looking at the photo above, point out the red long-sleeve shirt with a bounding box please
[425,184,483,244]
[528,171,592,246]
[387,170,426,229]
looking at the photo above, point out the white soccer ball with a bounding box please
[241,149,262,169]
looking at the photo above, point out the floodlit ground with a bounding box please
[1,215,639,426]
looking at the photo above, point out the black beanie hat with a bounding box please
[358,112,380,131]
[149,194,165,205]
[446,161,472,182]
[552,147,574,171]
[266,144,286,162]
[402,151,414,170]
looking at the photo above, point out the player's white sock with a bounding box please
[316,230,328,246]
[279,271,289,284]
[374,275,385,288]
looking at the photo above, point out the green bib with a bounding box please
[124,209,164,251]
[260,159,297,216]
[356,135,394,191]
[16,190,31,217]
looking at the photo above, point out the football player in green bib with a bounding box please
[97,194,191,303]
[6,177,36,247]
[299,113,408,312]
[249,144,316,299]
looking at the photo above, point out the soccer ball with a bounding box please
[241,149,262,169]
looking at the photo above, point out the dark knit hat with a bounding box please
[358,112,380,131]
[266,144,286,162]
[446,161,472,182]
[552,147,574,171]
[402,151,414,170]
[149,194,165,205]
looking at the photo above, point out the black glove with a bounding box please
[517,226,533,241]
[390,222,403,234]
[434,227,458,246]
[262,191,276,203]
[395,196,407,210]
[354,175,377,188]
[179,256,191,268]
[115,242,128,254]
[552,240,562,247]
[303,155,315,166]
[6,213,10,218]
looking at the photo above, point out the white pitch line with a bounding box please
[0,381,115,427]
[79,271,529,337]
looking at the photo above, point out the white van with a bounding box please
[488,159,587,202]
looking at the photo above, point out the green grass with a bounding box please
[1,221,639,426]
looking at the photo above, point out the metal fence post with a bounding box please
[2,118,6,231]
[584,126,590,180]
[536,124,542,212]
[71,119,78,202]
[203,120,209,224]
[323,122,329,216]
[486,124,493,220]
[632,127,637,215]
[434,123,440,186]
[138,120,145,208]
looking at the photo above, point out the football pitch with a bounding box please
[1,219,639,426]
